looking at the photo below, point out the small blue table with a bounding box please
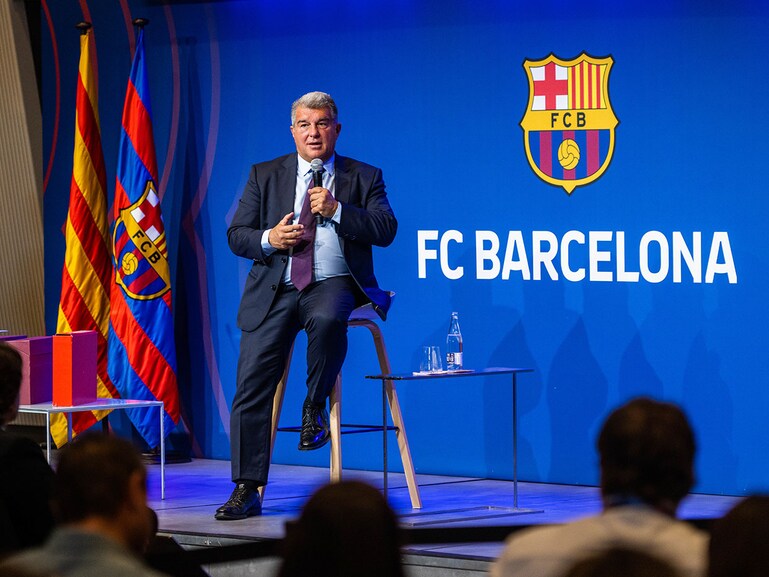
[366,367,533,509]
[18,398,166,499]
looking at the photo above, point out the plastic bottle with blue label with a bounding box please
[446,311,463,371]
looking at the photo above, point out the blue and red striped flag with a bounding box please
[53,27,117,446]
[109,26,180,448]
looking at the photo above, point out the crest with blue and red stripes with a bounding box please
[113,180,171,300]
[521,53,619,194]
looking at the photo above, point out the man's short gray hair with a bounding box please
[291,91,338,125]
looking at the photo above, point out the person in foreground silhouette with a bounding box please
[491,397,708,577]
[0,433,166,577]
[277,480,405,577]
[0,342,55,556]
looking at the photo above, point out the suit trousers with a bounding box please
[230,275,359,485]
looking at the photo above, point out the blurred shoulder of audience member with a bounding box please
[708,495,769,577]
[564,547,682,577]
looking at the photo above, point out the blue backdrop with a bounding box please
[42,0,769,496]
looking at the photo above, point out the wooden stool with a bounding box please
[261,299,422,509]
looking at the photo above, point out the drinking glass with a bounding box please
[420,345,443,373]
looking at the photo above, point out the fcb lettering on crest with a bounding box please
[112,180,171,300]
[521,53,619,194]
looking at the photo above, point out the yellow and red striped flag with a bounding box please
[52,25,119,446]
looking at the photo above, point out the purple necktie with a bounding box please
[290,180,317,291]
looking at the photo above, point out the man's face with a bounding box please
[290,106,341,162]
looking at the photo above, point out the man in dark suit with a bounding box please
[216,92,397,520]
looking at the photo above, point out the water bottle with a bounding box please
[446,312,463,371]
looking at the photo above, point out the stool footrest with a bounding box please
[277,424,399,435]
[339,424,399,435]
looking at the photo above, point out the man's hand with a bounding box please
[308,187,339,218]
[268,212,304,250]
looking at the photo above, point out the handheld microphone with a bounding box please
[310,158,325,226]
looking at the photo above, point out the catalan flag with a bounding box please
[530,61,608,111]
[108,24,180,448]
[568,61,607,110]
[53,26,117,446]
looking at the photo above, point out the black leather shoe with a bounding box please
[214,483,262,520]
[299,401,330,451]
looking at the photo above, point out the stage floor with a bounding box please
[146,458,740,571]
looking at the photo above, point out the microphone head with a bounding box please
[310,158,324,172]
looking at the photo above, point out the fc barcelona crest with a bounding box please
[112,181,171,300]
[521,53,618,194]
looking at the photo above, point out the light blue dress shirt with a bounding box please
[261,154,348,286]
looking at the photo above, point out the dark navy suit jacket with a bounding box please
[228,153,397,331]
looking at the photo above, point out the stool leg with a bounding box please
[329,374,342,482]
[258,343,294,501]
[354,320,423,509]
[384,382,422,508]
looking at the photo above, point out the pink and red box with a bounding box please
[1,331,97,406]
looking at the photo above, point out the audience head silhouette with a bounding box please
[278,480,404,577]
[53,433,153,554]
[598,397,696,515]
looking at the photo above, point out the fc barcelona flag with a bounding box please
[53,25,118,446]
[109,23,180,448]
[521,53,619,194]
